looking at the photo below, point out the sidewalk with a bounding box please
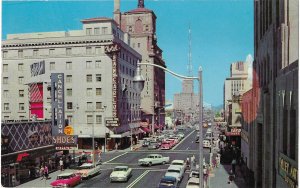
[209,164,250,188]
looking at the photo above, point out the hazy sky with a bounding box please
[2,0,254,106]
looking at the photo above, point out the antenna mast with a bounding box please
[188,25,193,76]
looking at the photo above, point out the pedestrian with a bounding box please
[44,165,49,179]
[212,158,217,168]
[186,157,190,169]
[231,158,237,174]
[59,158,64,171]
[12,175,16,187]
[115,143,118,150]
[191,155,195,167]
[40,165,45,180]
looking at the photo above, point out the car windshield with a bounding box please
[160,180,175,186]
[192,173,199,178]
[148,155,155,158]
[188,182,199,185]
[114,167,127,171]
[57,175,71,180]
[172,162,183,165]
[167,169,180,173]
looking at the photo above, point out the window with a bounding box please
[67,115,73,124]
[50,62,55,70]
[18,63,24,71]
[96,88,102,96]
[3,77,8,84]
[19,116,25,120]
[49,49,55,55]
[86,75,92,82]
[96,115,102,124]
[3,64,8,72]
[96,102,102,109]
[18,50,23,58]
[19,103,25,111]
[86,88,93,96]
[66,62,72,70]
[96,47,102,55]
[67,102,73,110]
[102,27,108,34]
[67,89,72,96]
[87,115,93,124]
[87,102,93,110]
[66,75,72,83]
[145,25,149,31]
[94,27,100,35]
[86,61,92,69]
[86,47,92,55]
[66,48,72,56]
[86,28,92,35]
[138,43,140,48]
[18,77,24,84]
[96,74,102,82]
[3,90,9,98]
[33,49,38,57]
[3,51,8,58]
[4,103,9,111]
[95,60,101,68]
[19,90,24,97]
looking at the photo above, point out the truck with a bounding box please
[138,154,170,166]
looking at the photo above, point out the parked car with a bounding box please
[170,160,186,172]
[138,154,170,166]
[110,166,132,182]
[186,177,200,188]
[158,176,179,188]
[188,171,199,179]
[142,140,150,147]
[164,165,184,182]
[195,135,199,143]
[148,142,160,150]
[161,141,172,150]
[50,172,81,188]
[166,139,176,147]
[76,163,101,179]
[177,132,185,139]
[203,139,211,148]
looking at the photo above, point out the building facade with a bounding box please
[119,0,166,127]
[2,17,142,150]
[252,0,298,187]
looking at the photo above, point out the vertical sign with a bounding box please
[112,54,118,118]
[51,73,65,135]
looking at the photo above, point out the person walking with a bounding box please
[40,165,45,180]
[231,158,237,175]
[44,165,49,179]
[59,158,64,171]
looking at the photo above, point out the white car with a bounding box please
[165,165,184,182]
[76,163,101,179]
[110,166,132,182]
[170,160,187,171]
[203,139,211,148]
[138,154,170,166]
[188,170,199,179]
[186,177,200,188]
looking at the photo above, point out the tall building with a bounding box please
[119,0,166,126]
[251,0,298,187]
[2,17,142,150]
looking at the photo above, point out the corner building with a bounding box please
[2,18,142,150]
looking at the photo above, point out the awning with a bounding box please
[142,127,151,133]
[110,131,131,138]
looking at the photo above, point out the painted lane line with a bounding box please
[102,152,128,164]
[126,170,149,188]
[186,147,190,150]
[172,130,195,150]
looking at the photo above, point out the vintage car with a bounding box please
[170,160,187,172]
[158,176,179,188]
[164,165,184,182]
[176,132,185,139]
[110,166,132,182]
[76,163,101,179]
[50,172,81,188]
[161,141,172,150]
[148,142,160,150]
[138,154,170,166]
[166,139,176,147]
[188,170,199,179]
[186,177,200,188]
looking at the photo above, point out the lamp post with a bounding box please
[133,61,203,188]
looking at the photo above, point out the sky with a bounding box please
[2,0,254,106]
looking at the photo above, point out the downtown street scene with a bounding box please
[1,0,299,188]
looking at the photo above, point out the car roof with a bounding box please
[168,165,182,170]
[172,160,184,163]
[188,177,200,183]
[80,163,93,167]
[115,166,128,168]
[58,172,74,176]
[148,154,160,156]
[161,176,176,181]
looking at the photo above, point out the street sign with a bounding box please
[105,118,119,127]
[64,126,74,135]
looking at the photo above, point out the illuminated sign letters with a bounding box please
[279,153,298,188]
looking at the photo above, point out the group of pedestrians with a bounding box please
[39,164,49,180]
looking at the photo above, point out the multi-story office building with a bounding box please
[119,0,166,126]
[251,0,298,187]
[2,17,142,150]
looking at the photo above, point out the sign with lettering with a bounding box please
[225,128,241,136]
[51,73,65,136]
[52,135,78,147]
[279,153,298,188]
[106,118,119,127]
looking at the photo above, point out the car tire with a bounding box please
[148,162,152,167]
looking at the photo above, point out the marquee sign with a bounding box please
[279,153,298,188]
[225,128,241,136]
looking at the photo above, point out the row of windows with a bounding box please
[3,77,24,84]
[66,102,103,110]
[66,88,102,97]
[128,24,150,33]
[2,46,105,59]
[86,27,108,35]
[3,63,24,72]
[3,90,24,98]
[3,103,25,111]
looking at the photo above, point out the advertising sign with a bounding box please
[52,135,78,147]
[106,118,119,127]
[30,60,45,77]
[279,153,298,188]
[1,121,52,154]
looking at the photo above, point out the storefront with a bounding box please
[225,128,241,148]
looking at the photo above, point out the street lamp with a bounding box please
[133,61,203,188]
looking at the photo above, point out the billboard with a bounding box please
[1,121,52,154]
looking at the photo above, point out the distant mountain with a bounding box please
[212,104,223,113]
